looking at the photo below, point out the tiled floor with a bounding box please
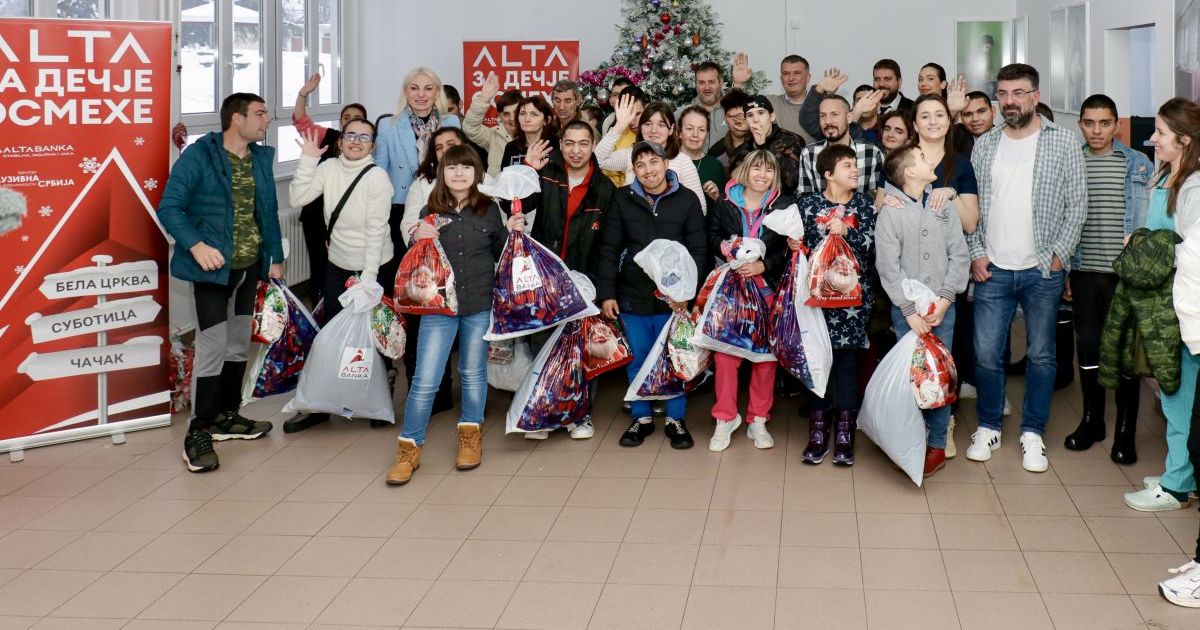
[0,372,1198,629]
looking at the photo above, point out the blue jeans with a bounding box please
[892,304,956,449]
[400,311,489,445]
[621,313,686,420]
[972,265,1065,434]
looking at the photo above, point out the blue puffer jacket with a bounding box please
[374,110,460,204]
[157,132,285,284]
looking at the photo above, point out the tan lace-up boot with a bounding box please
[386,437,421,485]
[456,422,482,470]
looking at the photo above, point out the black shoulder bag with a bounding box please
[325,163,377,245]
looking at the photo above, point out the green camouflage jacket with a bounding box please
[1099,227,1182,393]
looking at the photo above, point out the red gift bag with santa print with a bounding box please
[910,333,958,410]
[580,316,633,381]
[806,208,862,308]
[393,214,458,316]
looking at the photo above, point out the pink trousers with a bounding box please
[711,352,778,422]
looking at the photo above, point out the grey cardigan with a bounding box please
[875,182,971,316]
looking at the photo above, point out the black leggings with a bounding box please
[812,348,861,413]
[1071,271,1119,369]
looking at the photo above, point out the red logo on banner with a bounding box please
[463,40,580,127]
[0,20,172,447]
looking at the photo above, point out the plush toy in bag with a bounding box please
[394,214,458,316]
[763,205,833,398]
[581,316,633,380]
[243,282,320,402]
[806,206,863,308]
[481,165,599,341]
[283,280,395,423]
[251,280,289,344]
[899,279,958,409]
[692,236,776,362]
[625,240,710,401]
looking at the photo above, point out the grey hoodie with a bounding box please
[875,181,971,316]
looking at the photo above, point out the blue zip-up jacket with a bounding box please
[157,132,284,284]
[1071,139,1154,269]
[373,110,460,205]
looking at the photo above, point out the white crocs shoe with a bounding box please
[1159,561,1200,608]
[1019,432,1048,473]
[1125,484,1189,512]
[745,417,774,449]
[965,427,1001,462]
[709,415,742,452]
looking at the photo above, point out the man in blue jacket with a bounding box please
[158,93,285,473]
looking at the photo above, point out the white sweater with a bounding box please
[594,125,708,214]
[402,176,436,246]
[289,153,394,283]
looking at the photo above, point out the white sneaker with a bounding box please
[1125,484,1189,512]
[1159,561,1200,608]
[1003,397,1013,417]
[959,383,977,399]
[965,427,1002,462]
[745,417,774,449]
[569,420,594,440]
[1019,432,1049,473]
[709,415,742,452]
[944,416,957,459]
[524,430,550,440]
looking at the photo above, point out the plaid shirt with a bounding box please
[798,137,885,195]
[968,115,1088,278]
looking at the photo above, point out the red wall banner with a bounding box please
[462,40,580,127]
[0,19,172,451]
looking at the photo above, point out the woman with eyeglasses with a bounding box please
[286,118,396,432]
[292,73,368,306]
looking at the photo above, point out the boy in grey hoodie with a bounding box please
[875,144,971,477]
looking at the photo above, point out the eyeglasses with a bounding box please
[342,132,373,144]
[996,89,1034,100]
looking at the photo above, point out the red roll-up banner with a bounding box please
[0,19,173,453]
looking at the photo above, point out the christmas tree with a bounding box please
[580,0,769,108]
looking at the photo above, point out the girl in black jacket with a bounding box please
[386,145,521,486]
[705,150,792,452]
[595,142,707,449]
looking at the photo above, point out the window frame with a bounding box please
[174,0,349,173]
[2,0,110,18]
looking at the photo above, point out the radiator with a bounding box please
[278,207,311,286]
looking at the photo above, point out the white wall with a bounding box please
[1016,0,1175,129]
[784,0,1016,95]
[354,0,1014,117]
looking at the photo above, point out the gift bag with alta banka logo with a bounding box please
[283,281,394,423]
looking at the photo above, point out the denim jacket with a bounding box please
[1070,140,1154,269]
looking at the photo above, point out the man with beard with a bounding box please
[798,94,884,196]
[518,119,618,440]
[404,265,445,308]
[676,57,751,151]
[873,58,914,114]
[963,64,1086,474]
[729,94,805,196]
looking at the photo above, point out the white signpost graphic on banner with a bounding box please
[17,255,164,448]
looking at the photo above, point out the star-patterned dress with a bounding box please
[797,191,877,350]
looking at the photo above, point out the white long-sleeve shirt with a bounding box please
[289,153,394,282]
[594,125,707,214]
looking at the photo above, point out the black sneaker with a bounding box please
[183,429,219,473]
[369,419,391,428]
[619,418,655,447]
[210,412,273,441]
[283,412,329,434]
[664,418,694,449]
